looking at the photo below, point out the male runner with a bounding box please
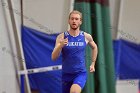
[52,10,98,93]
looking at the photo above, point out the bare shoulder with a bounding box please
[84,32,93,43]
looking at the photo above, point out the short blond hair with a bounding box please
[69,10,82,20]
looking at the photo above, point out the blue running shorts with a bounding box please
[62,72,87,93]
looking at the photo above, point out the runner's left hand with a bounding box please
[90,64,95,72]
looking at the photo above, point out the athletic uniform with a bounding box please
[62,31,87,93]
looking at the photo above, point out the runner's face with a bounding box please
[69,14,82,30]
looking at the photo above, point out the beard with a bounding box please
[70,24,79,30]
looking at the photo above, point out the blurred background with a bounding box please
[0,0,140,93]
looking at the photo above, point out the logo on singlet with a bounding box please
[66,42,84,46]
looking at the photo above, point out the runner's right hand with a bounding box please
[59,37,68,48]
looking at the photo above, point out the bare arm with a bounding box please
[85,32,98,72]
[51,33,68,61]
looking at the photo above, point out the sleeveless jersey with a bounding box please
[62,31,87,74]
